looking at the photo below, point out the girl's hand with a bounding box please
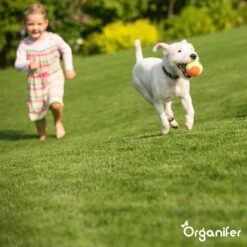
[29,60,39,70]
[65,70,76,80]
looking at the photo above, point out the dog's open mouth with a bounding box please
[177,63,191,79]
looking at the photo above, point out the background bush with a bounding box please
[164,6,216,40]
[83,19,159,55]
[163,0,246,40]
[206,0,245,30]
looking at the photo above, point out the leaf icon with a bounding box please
[180,220,189,228]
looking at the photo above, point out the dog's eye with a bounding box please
[178,50,182,53]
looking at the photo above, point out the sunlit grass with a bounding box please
[0,26,246,247]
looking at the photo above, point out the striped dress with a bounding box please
[15,32,74,121]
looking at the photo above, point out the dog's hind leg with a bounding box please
[164,101,179,129]
[153,102,170,135]
[133,79,153,104]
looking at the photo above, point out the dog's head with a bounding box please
[153,39,199,79]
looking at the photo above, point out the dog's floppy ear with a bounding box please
[152,43,169,52]
[181,39,188,44]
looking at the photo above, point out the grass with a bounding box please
[0,26,247,247]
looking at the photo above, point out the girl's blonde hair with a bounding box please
[24,3,48,22]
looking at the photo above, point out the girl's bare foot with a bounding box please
[35,119,46,141]
[56,121,65,139]
[50,103,65,139]
[39,135,46,141]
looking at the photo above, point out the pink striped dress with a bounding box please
[15,32,74,121]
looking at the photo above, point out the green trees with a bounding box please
[0,0,246,68]
[0,0,151,67]
[0,0,33,67]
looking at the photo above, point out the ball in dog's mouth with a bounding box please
[177,63,191,79]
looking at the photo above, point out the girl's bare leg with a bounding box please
[35,118,46,141]
[50,102,65,139]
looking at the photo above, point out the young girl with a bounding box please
[15,3,76,141]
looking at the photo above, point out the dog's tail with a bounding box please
[134,39,143,63]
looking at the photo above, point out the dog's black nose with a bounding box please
[190,53,197,60]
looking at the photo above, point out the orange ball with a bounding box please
[186,61,203,77]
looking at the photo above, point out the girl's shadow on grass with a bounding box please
[0,130,37,141]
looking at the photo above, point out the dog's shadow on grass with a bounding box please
[0,130,37,141]
[135,133,162,139]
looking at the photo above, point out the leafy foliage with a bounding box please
[0,0,36,67]
[207,0,246,30]
[164,6,216,40]
[83,19,159,55]
[0,0,246,67]
[0,0,151,67]
[163,0,246,40]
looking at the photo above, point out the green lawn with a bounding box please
[0,26,246,247]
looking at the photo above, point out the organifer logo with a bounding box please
[181,220,241,242]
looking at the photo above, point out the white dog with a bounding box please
[132,39,200,135]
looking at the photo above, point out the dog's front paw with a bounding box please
[161,127,170,135]
[185,118,194,131]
